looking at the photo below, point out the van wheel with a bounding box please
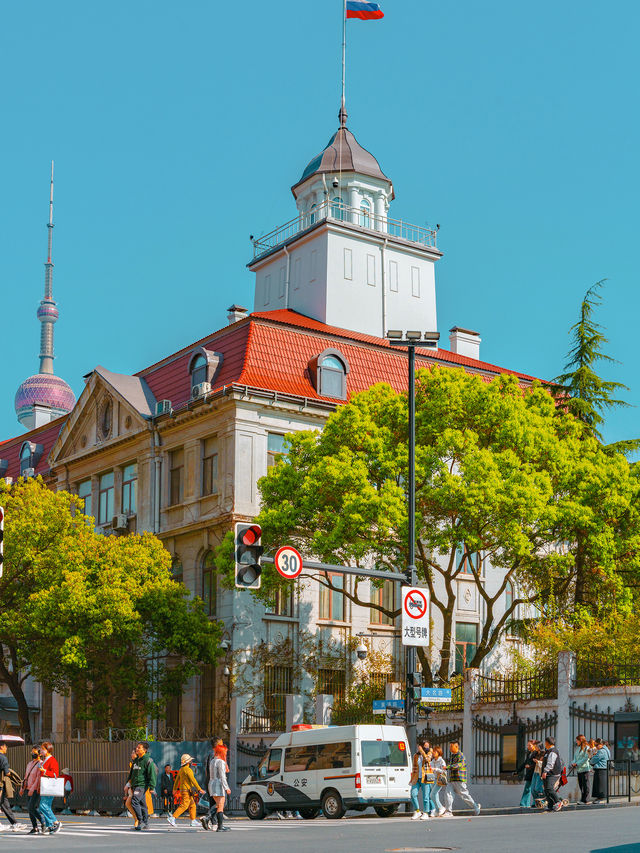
[374,805,398,818]
[298,807,320,819]
[321,790,345,819]
[245,794,266,820]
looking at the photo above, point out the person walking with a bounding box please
[0,742,26,833]
[430,746,448,817]
[38,741,62,834]
[204,743,231,832]
[159,764,174,814]
[441,742,481,816]
[590,738,609,803]
[61,768,73,814]
[127,741,157,831]
[541,736,564,812]
[517,739,543,808]
[20,747,45,835]
[410,739,433,820]
[167,755,205,829]
[570,735,592,804]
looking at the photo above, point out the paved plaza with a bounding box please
[0,807,638,852]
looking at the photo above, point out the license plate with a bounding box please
[366,775,383,784]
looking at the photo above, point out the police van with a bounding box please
[240,724,411,820]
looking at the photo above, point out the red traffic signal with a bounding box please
[240,524,262,546]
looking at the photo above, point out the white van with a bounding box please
[240,724,411,820]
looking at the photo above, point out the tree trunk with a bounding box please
[0,649,32,743]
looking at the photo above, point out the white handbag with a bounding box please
[40,776,65,797]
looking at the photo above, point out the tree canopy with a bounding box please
[217,366,640,681]
[0,477,221,740]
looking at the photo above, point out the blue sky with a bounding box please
[1,0,638,445]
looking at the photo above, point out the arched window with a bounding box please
[318,354,347,399]
[310,203,317,225]
[191,355,207,389]
[331,196,345,221]
[360,199,371,229]
[171,557,183,586]
[202,551,217,618]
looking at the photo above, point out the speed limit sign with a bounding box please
[274,546,303,579]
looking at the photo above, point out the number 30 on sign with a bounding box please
[274,546,304,579]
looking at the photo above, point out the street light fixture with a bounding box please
[385,328,440,755]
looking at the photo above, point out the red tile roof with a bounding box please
[0,309,540,479]
[0,417,66,481]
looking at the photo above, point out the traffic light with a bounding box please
[234,522,263,589]
[407,670,423,701]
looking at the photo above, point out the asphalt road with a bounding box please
[0,807,638,852]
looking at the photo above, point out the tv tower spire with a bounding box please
[14,161,76,430]
[39,160,57,374]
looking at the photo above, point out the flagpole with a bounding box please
[341,0,346,112]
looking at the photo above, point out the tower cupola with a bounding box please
[291,106,394,226]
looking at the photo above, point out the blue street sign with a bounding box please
[419,688,452,703]
[372,699,405,713]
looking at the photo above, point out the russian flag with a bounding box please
[346,1,384,20]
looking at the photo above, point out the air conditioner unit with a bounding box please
[191,381,211,400]
[112,514,128,531]
[156,399,172,416]
[22,468,35,478]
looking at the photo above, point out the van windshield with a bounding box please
[361,741,408,767]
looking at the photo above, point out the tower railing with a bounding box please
[251,199,438,259]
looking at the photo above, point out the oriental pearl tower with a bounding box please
[14,163,75,430]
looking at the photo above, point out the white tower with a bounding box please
[249,107,441,338]
[14,162,75,430]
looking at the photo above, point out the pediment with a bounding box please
[50,367,156,464]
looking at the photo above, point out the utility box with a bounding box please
[613,712,640,767]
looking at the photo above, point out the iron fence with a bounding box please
[418,723,463,752]
[607,760,632,803]
[240,707,284,734]
[569,702,615,745]
[472,712,556,780]
[475,668,557,703]
[575,659,640,689]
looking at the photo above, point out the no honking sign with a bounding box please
[401,586,429,647]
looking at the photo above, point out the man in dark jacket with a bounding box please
[541,736,563,812]
[0,743,26,832]
[159,764,173,814]
[127,742,158,831]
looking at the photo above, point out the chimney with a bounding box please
[227,304,248,325]
[449,326,481,360]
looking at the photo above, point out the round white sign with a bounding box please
[274,546,304,579]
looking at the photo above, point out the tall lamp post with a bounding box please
[387,329,440,754]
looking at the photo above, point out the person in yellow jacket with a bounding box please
[166,754,205,829]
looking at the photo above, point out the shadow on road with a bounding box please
[591,846,640,853]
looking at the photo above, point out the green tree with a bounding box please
[551,280,640,608]
[552,280,637,450]
[217,367,640,681]
[0,477,221,740]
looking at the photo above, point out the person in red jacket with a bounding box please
[38,742,62,834]
[61,768,74,813]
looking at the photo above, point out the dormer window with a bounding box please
[19,442,43,475]
[360,199,371,229]
[308,348,350,400]
[191,355,207,388]
[188,347,223,392]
